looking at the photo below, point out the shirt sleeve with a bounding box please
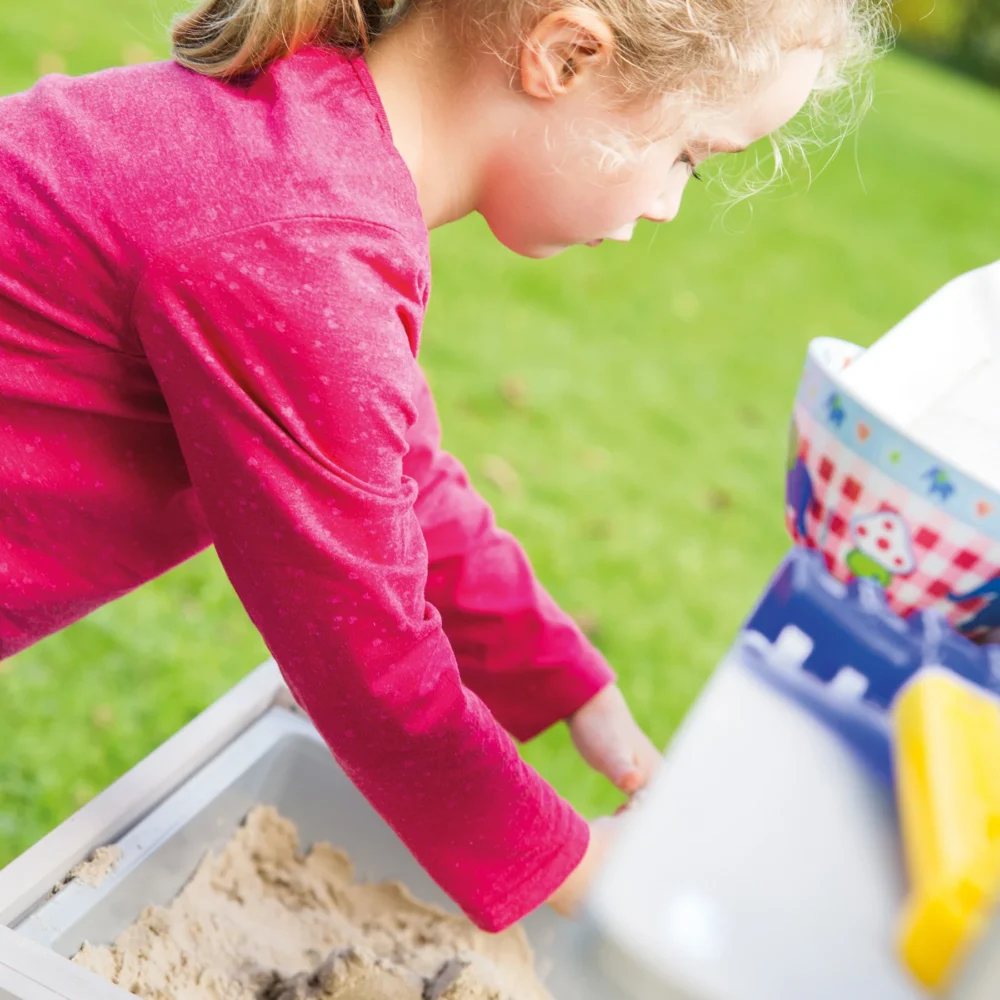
[404,371,615,742]
[128,216,589,932]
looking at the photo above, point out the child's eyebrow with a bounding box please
[702,139,749,155]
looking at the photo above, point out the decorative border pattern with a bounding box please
[794,338,1000,540]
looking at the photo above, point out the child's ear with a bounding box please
[521,7,615,99]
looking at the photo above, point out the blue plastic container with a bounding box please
[741,546,1000,783]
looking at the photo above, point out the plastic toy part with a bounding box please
[741,546,1000,784]
[894,670,1000,993]
[736,629,896,785]
[746,547,1000,711]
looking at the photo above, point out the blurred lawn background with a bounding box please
[1,0,999,867]
[895,0,1000,87]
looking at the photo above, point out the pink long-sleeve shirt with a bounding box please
[0,43,616,930]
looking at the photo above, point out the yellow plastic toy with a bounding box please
[894,669,1000,993]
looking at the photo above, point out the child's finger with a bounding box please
[598,747,641,792]
[615,767,643,795]
[631,732,662,786]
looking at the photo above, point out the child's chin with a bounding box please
[511,242,569,260]
[483,216,569,259]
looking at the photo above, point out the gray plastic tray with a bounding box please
[9,704,593,997]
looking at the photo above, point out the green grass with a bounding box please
[1,2,1000,866]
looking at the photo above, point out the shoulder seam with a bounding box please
[126,213,423,334]
[350,57,391,143]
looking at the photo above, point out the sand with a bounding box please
[69,845,124,887]
[48,844,124,899]
[73,805,552,1000]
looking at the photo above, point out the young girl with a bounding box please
[0,0,880,932]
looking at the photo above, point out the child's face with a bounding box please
[478,46,824,259]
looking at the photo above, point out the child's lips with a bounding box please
[586,228,635,247]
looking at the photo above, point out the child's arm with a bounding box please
[404,372,660,793]
[130,216,591,932]
[403,369,616,741]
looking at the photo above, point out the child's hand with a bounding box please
[568,684,660,796]
[547,816,620,919]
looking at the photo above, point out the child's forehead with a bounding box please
[641,46,823,151]
[677,92,778,150]
[636,91,752,149]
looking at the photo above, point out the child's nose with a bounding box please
[642,200,677,224]
[641,207,672,224]
[644,177,690,224]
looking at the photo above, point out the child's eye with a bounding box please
[678,150,702,182]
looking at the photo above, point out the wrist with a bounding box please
[547,822,596,917]
[547,817,617,918]
[567,680,620,724]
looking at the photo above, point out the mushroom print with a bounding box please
[846,508,916,587]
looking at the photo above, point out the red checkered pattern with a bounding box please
[791,407,1000,630]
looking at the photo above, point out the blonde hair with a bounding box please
[171,0,387,80]
[171,0,889,155]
